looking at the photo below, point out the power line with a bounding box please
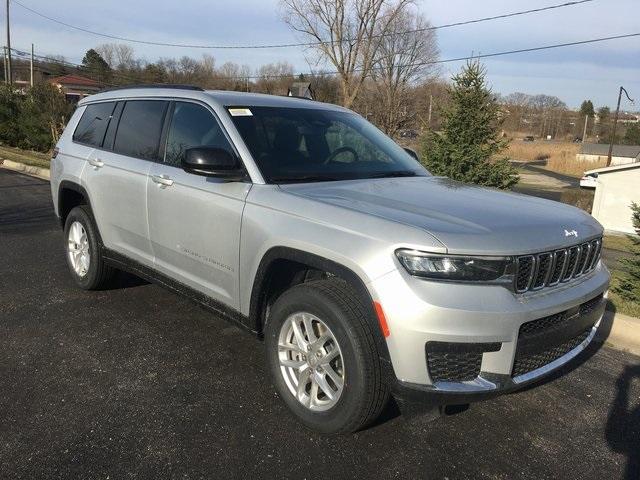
[10,47,139,85]
[11,32,639,81]
[12,0,595,50]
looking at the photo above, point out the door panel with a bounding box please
[147,101,250,309]
[148,165,250,307]
[82,99,168,266]
[85,149,153,265]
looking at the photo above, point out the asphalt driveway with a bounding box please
[1,168,639,479]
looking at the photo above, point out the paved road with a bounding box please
[1,168,639,480]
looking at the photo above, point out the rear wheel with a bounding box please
[265,278,389,434]
[64,205,115,290]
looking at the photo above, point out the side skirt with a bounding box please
[102,248,256,335]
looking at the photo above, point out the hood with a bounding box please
[280,176,603,255]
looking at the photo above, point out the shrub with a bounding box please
[0,83,72,152]
[612,203,640,304]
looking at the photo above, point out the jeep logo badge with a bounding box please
[564,229,578,238]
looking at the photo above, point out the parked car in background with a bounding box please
[580,172,599,189]
[50,86,610,434]
[523,135,535,142]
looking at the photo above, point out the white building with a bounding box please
[589,163,640,234]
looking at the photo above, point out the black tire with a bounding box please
[265,277,389,434]
[63,205,116,290]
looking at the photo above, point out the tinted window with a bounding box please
[113,100,168,160]
[164,102,232,167]
[102,102,124,150]
[73,102,116,147]
[229,106,427,183]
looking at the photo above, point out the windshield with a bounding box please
[227,106,428,183]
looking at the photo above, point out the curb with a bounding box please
[0,159,50,180]
[598,309,640,357]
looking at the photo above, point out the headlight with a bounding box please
[395,249,515,282]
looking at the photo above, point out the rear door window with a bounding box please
[113,100,169,160]
[72,102,116,147]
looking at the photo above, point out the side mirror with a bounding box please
[182,147,245,180]
[403,147,420,161]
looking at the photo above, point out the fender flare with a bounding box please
[57,180,93,228]
[249,246,391,361]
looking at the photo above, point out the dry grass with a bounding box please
[507,141,579,163]
[0,145,51,169]
[545,157,607,177]
[507,141,606,177]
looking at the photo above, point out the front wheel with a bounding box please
[265,278,389,434]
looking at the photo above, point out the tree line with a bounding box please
[2,0,635,189]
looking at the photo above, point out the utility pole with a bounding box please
[30,43,34,86]
[427,94,433,128]
[5,0,11,85]
[582,115,588,143]
[2,46,7,83]
[607,86,635,166]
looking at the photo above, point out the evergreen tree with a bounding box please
[597,106,611,140]
[623,124,640,145]
[421,61,518,189]
[81,49,111,83]
[613,203,640,303]
[580,100,595,118]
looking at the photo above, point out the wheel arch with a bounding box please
[57,180,93,229]
[249,246,391,361]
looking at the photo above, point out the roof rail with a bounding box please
[99,84,205,93]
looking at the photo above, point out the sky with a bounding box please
[6,0,640,109]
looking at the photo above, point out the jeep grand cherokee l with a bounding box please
[50,86,609,434]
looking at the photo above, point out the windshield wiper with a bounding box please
[271,174,341,183]
[367,170,417,179]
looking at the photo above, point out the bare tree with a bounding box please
[255,62,295,94]
[95,44,116,68]
[113,44,136,70]
[369,11,438,136]
[96,43,136,70]
[214,62,252,91]
[280,0,413,108]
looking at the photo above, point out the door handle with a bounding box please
[152,174,174,187]
[88,158,104,169]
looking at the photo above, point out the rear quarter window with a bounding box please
[72,102,117,147]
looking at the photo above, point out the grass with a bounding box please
[546,157,606,178]
[507,141,605,178]
[559,188,594,212]
[507,140,579,162]
[602,233,640,318]
[603,233,635,253]
[0,145,51,169]
[609,271,640,318]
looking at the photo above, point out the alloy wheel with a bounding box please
[67,221,90,277]
[277,312,345,411]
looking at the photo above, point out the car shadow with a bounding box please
[606,364,640,479]
[105,270,150,290]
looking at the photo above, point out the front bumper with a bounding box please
[369,261,610,401]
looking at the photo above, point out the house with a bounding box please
[576,143,640,166]
[589,163,640,234]
[48,74,103,102]
[287,82,314,100]
[618,112,639,124]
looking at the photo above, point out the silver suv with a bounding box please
[50,86,609,433]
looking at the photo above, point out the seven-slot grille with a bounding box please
[514,238,602,293]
